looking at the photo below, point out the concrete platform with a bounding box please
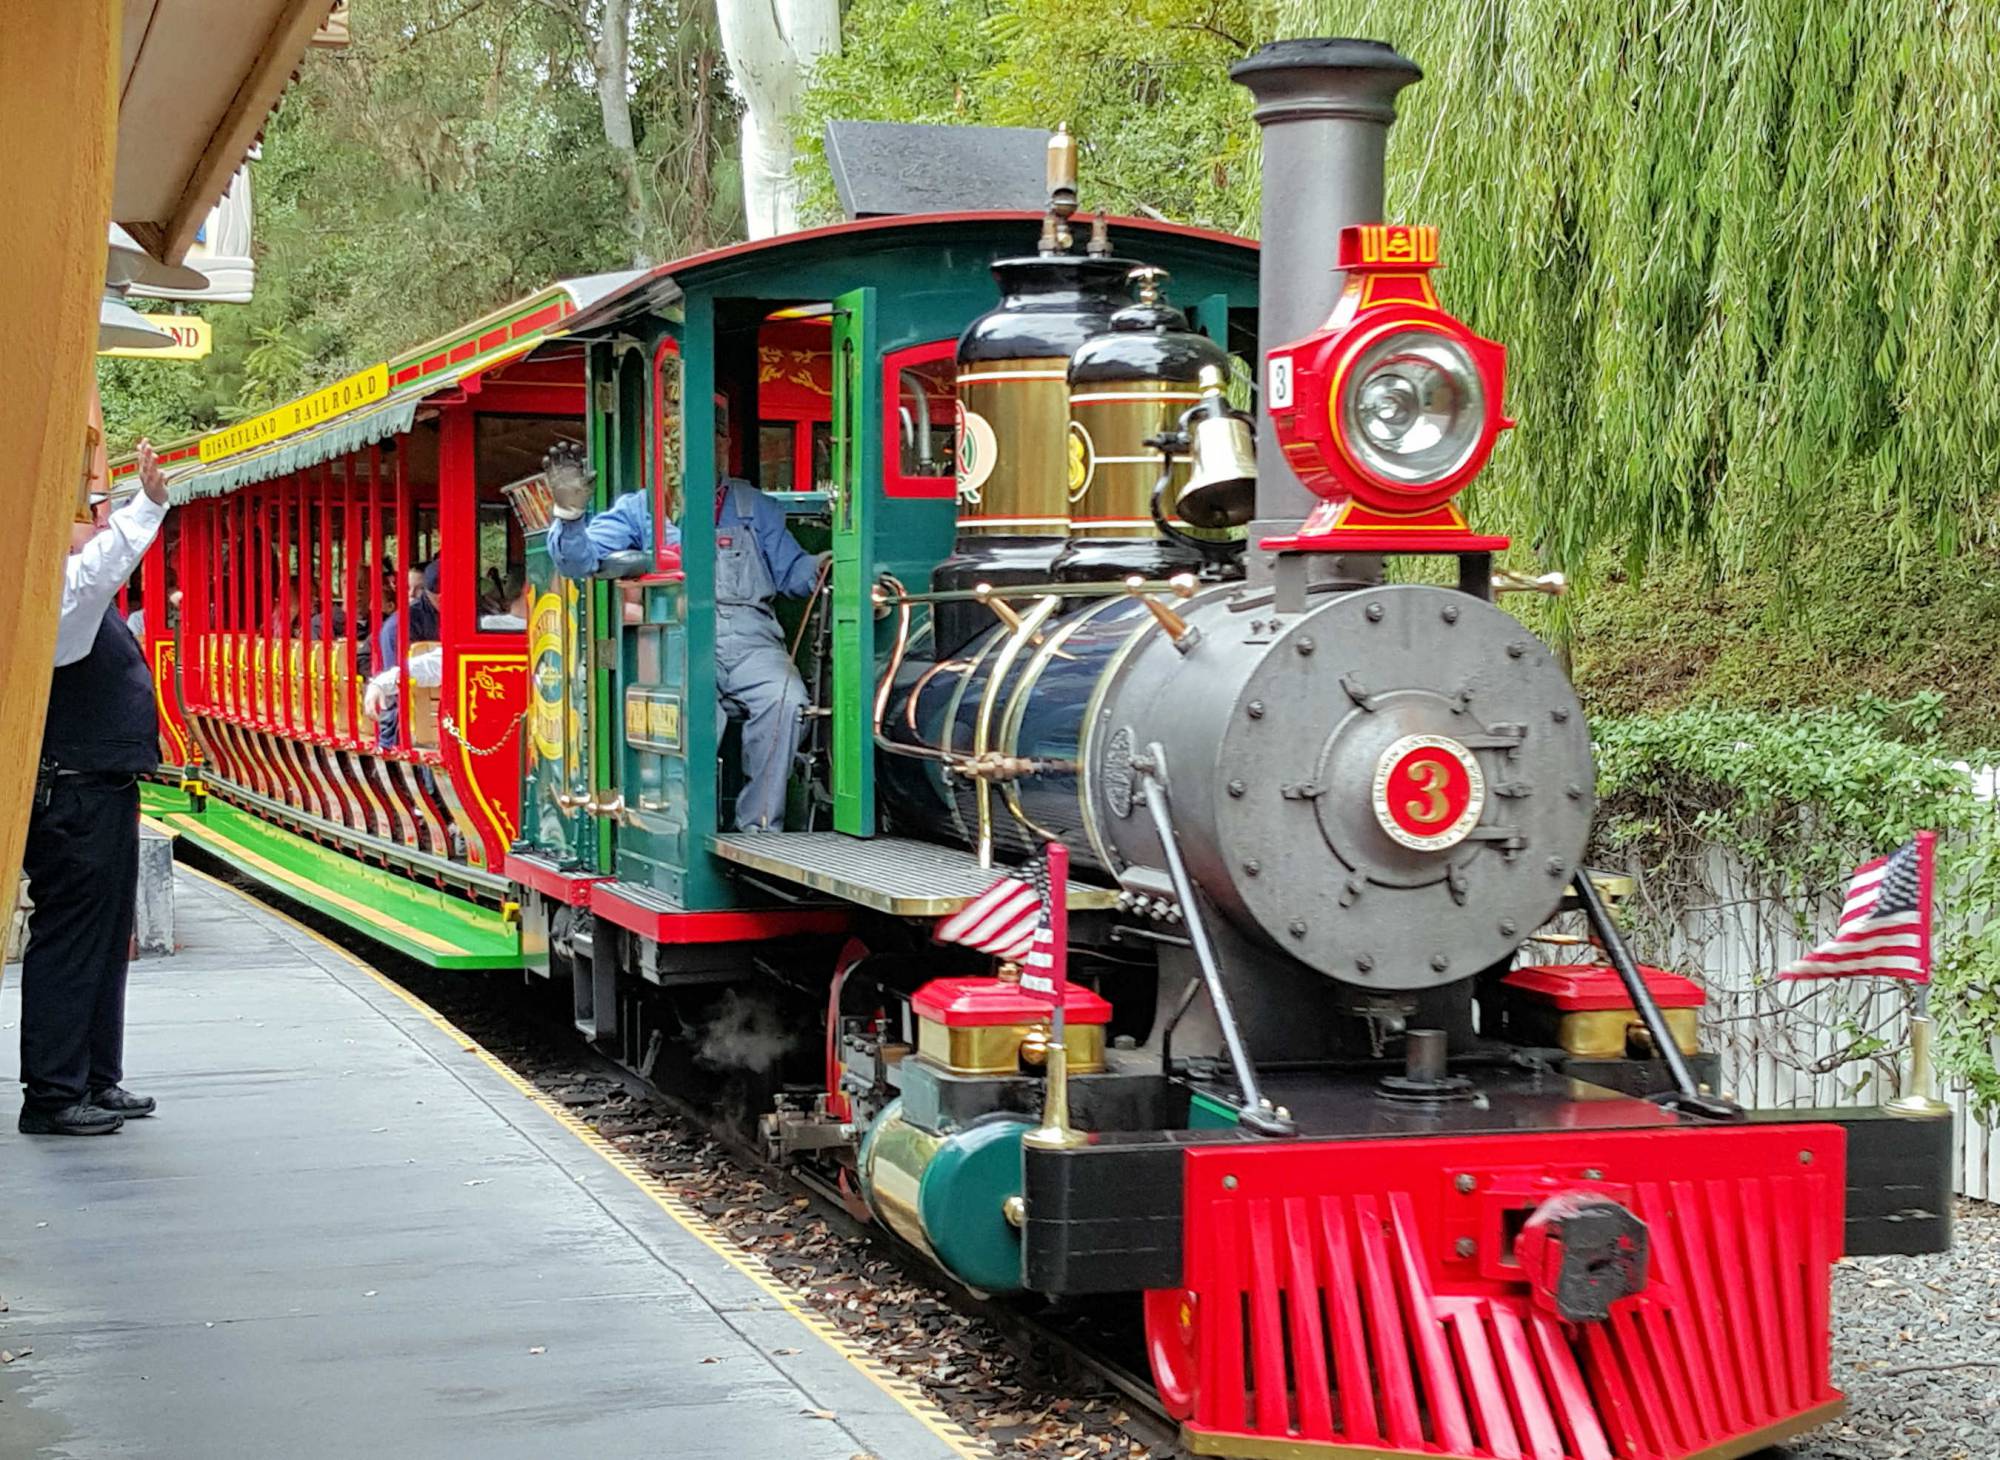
[1,870,978,1460]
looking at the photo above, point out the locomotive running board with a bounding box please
[139,782,525,969]
[709,831,1121,917]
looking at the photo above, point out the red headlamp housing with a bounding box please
[1264,225,1512,552]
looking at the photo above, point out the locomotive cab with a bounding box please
[497,208,1261,1053]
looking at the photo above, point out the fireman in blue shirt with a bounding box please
[542,442,824,832]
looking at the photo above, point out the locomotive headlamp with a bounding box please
[1264,224,1512,552]
[1342,328,1484,487]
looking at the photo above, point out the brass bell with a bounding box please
[1175,364,1257,530]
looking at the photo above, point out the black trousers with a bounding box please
[19,774,138,1110]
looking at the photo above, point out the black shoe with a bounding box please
[18,1102,124,1136]
[89,1085,156,1118]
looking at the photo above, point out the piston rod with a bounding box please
[1137,743,1293,1136]
[1573,873,1741,1120]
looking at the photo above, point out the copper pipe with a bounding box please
[973,595,1061,868]
[904,657,970,733]
[871,573,910,733]
[788,552,834,662]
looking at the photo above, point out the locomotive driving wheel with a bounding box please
[1143,1287,1199,1420]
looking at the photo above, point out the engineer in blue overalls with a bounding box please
[542,441,826,832]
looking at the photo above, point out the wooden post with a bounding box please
[0,3,120,978]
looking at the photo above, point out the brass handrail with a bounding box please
[870,578,1198,608]
[971,594,1062,868]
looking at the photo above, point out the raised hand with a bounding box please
[136,438,168,506]
[543,441,595,521]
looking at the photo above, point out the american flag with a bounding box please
[935,843,1069,1000]
[1018,848,1062,997]
[935,862,1046,963]
[1780,832,1935,983]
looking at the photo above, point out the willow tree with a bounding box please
[803,0,2000,586]
[1280,0,2000,587]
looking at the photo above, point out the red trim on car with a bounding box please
[504,854,605,908]
[590,882,849,945]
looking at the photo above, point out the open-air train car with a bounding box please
[113,279,619,961]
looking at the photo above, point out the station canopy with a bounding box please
[114,1,349,264]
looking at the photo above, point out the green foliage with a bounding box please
[795,0,1269,231]
[96,351,229,451]
[1591,698,2000,1097]
[1934,834,2000,1115]
[803,1,2000,594]
[1279,0,2000,591]
[1592,701,1977,888]
[1566,484,2000,749]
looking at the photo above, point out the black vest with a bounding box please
[42,605,159,774]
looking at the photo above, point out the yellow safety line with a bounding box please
[180,865,987,1460]
[165,814,461,957]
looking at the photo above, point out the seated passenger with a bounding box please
[479,573,531,632]
[373,561,442,749]
[376,559,441,673]
[363,645,443,747]
[541,440,826,832]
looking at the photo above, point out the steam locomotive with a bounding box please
[114,37,1953,1460]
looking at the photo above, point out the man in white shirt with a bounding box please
[18,436,171,1136]
[57,462,169,665]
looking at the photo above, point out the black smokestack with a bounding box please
[1231,39,1422,546]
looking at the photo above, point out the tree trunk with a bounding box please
[718,0,840,239]
[587,0,650,263]
[686,45,717,251]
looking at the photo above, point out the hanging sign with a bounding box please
[101,315,213,361]
[199,363,390,462]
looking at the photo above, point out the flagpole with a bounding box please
[1883,833,1947,1115]
[1026,840,1085,1151]
[1888,983,1950,1117]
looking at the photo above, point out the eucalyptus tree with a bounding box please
[718,0,841,238]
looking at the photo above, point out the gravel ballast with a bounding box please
[1792,1200,2000,1460]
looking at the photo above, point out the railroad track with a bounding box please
[564,1009,1179,1455]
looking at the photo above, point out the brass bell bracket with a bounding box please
[1493,568,1567,597]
